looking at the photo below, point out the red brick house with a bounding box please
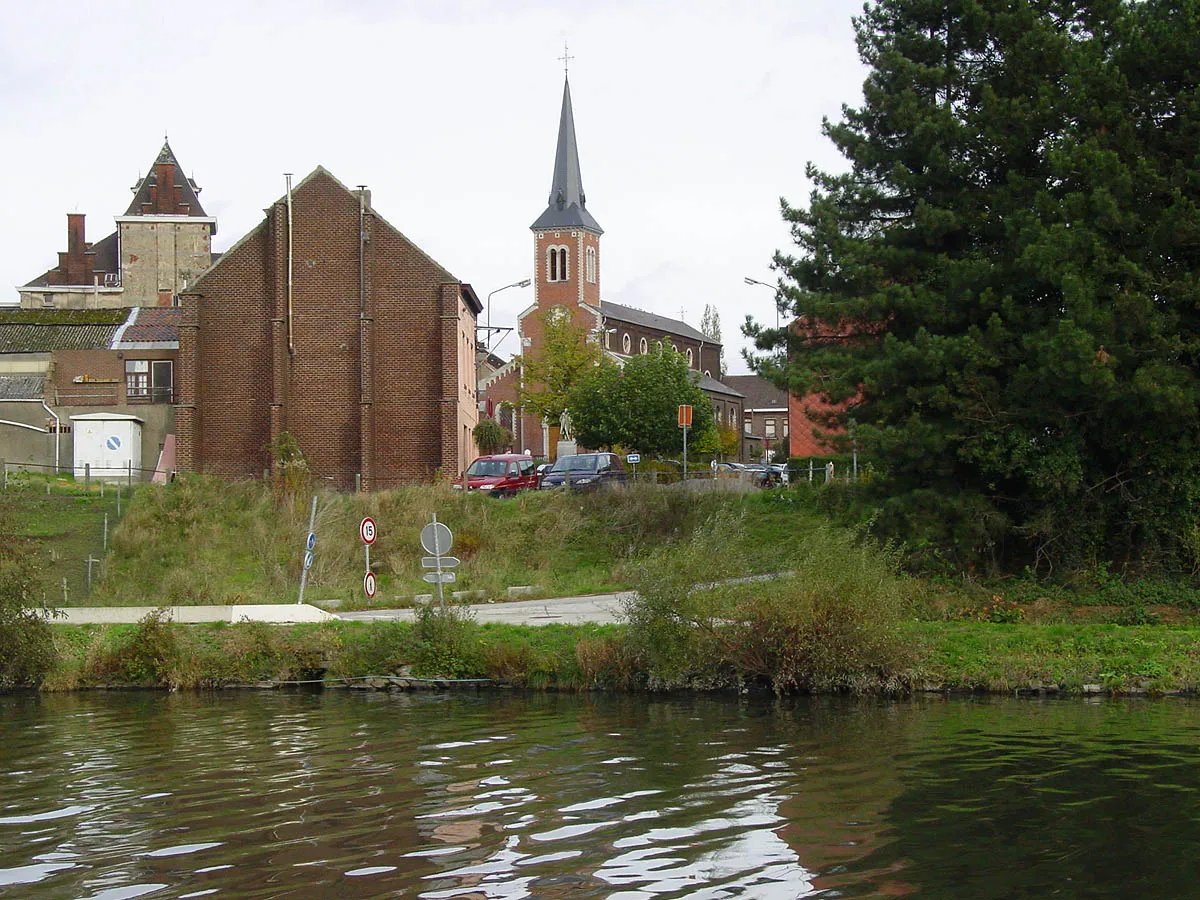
[176,168,482,490]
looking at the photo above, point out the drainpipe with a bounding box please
[6,400,60,474]
[42,401,59,474]
[285,173,294,355]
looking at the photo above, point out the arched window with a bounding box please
[586,246,597,283]
[704,370,711,378]
[686,348,693,367]
[639,337,649,354]
[604,329,611,349]
[622,333,631,353]
[547,246,569,282]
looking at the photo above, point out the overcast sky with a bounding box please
[0,0,866,375]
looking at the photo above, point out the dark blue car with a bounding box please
[538,452,628,490]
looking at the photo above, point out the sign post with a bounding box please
[296,495,318,605]
[360,517,377,602]
[678,405,693,480]
[419,514,456,608]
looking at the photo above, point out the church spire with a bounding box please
[531,76,603,234]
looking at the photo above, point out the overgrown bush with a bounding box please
[409,603,481,678]
[0,548,57,689]
[624,509,922,693]
[86,609,182,687]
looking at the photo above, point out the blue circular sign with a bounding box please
[105,435,122,451]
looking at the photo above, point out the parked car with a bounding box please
[455,454,540,497]
[539,452,627,491]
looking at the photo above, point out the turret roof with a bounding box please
[125,140,209,220]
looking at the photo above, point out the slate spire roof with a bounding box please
[125,139,209,220]
[531,77,603,234]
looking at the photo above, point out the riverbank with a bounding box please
[32,616,1200,696]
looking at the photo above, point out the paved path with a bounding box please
[48,604,336,625]
[338,593,632,626]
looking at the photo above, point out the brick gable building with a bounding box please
[176,168,482,490]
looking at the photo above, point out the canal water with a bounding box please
[2,690,1198,899]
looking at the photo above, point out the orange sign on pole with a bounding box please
[678,405,693,428]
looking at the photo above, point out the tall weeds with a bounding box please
[624,511,923,693]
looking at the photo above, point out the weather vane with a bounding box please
[558,41,574,75]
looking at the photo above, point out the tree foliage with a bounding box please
[0,502,56,689]
[472,418,512,455]
[700,304,726,377]
[516,309,603,424]
[756,0,1200,574]
[569,345,715,456]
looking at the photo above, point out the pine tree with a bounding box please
[763,0,1200,573]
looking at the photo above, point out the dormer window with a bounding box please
[547,246,569,282]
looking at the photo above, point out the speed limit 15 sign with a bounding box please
[360,517,377,545]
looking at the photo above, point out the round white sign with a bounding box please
[419,522,453,555]
[360,517,377,545]
[363,570,377,599]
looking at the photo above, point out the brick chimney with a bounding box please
[51,213,95,286]
[147,161,180,214]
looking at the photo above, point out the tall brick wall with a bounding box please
[178,168,475,489]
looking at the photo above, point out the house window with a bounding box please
[744,420,752,434]
[586,246,597,283]
[622,333,632,353]
[547,246,569,282]
[639,337,648,354]
[126,359,173,403]
[783,421,789,436]
[765,418,776,439]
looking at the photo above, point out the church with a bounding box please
[482,74,744,458]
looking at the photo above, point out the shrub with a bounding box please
[624,509,922,693]
[87,609,182,687]
[0,550,57,689]
[409,603,480,678]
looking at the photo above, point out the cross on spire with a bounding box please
[558,41,574,75]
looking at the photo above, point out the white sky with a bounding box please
[0,0,866,375]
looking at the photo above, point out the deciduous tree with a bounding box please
[516,309,604,426]
[569,346,714,457]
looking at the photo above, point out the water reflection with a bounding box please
[4,692,1200,898]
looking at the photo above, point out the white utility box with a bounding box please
[70,413,144,481]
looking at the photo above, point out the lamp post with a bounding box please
[743,276,779,330]
[484,279,532,353]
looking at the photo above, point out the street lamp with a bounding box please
[743,276,779,330]
[484,279,532,353]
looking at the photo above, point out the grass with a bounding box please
[4,472,127,605]
[34,616,1200,696]
[77,476,832,608]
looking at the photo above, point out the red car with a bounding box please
[456,454,541,497]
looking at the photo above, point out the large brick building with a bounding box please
[175,167,482,489]
[19,141,216,310]
[484,75,740,457]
